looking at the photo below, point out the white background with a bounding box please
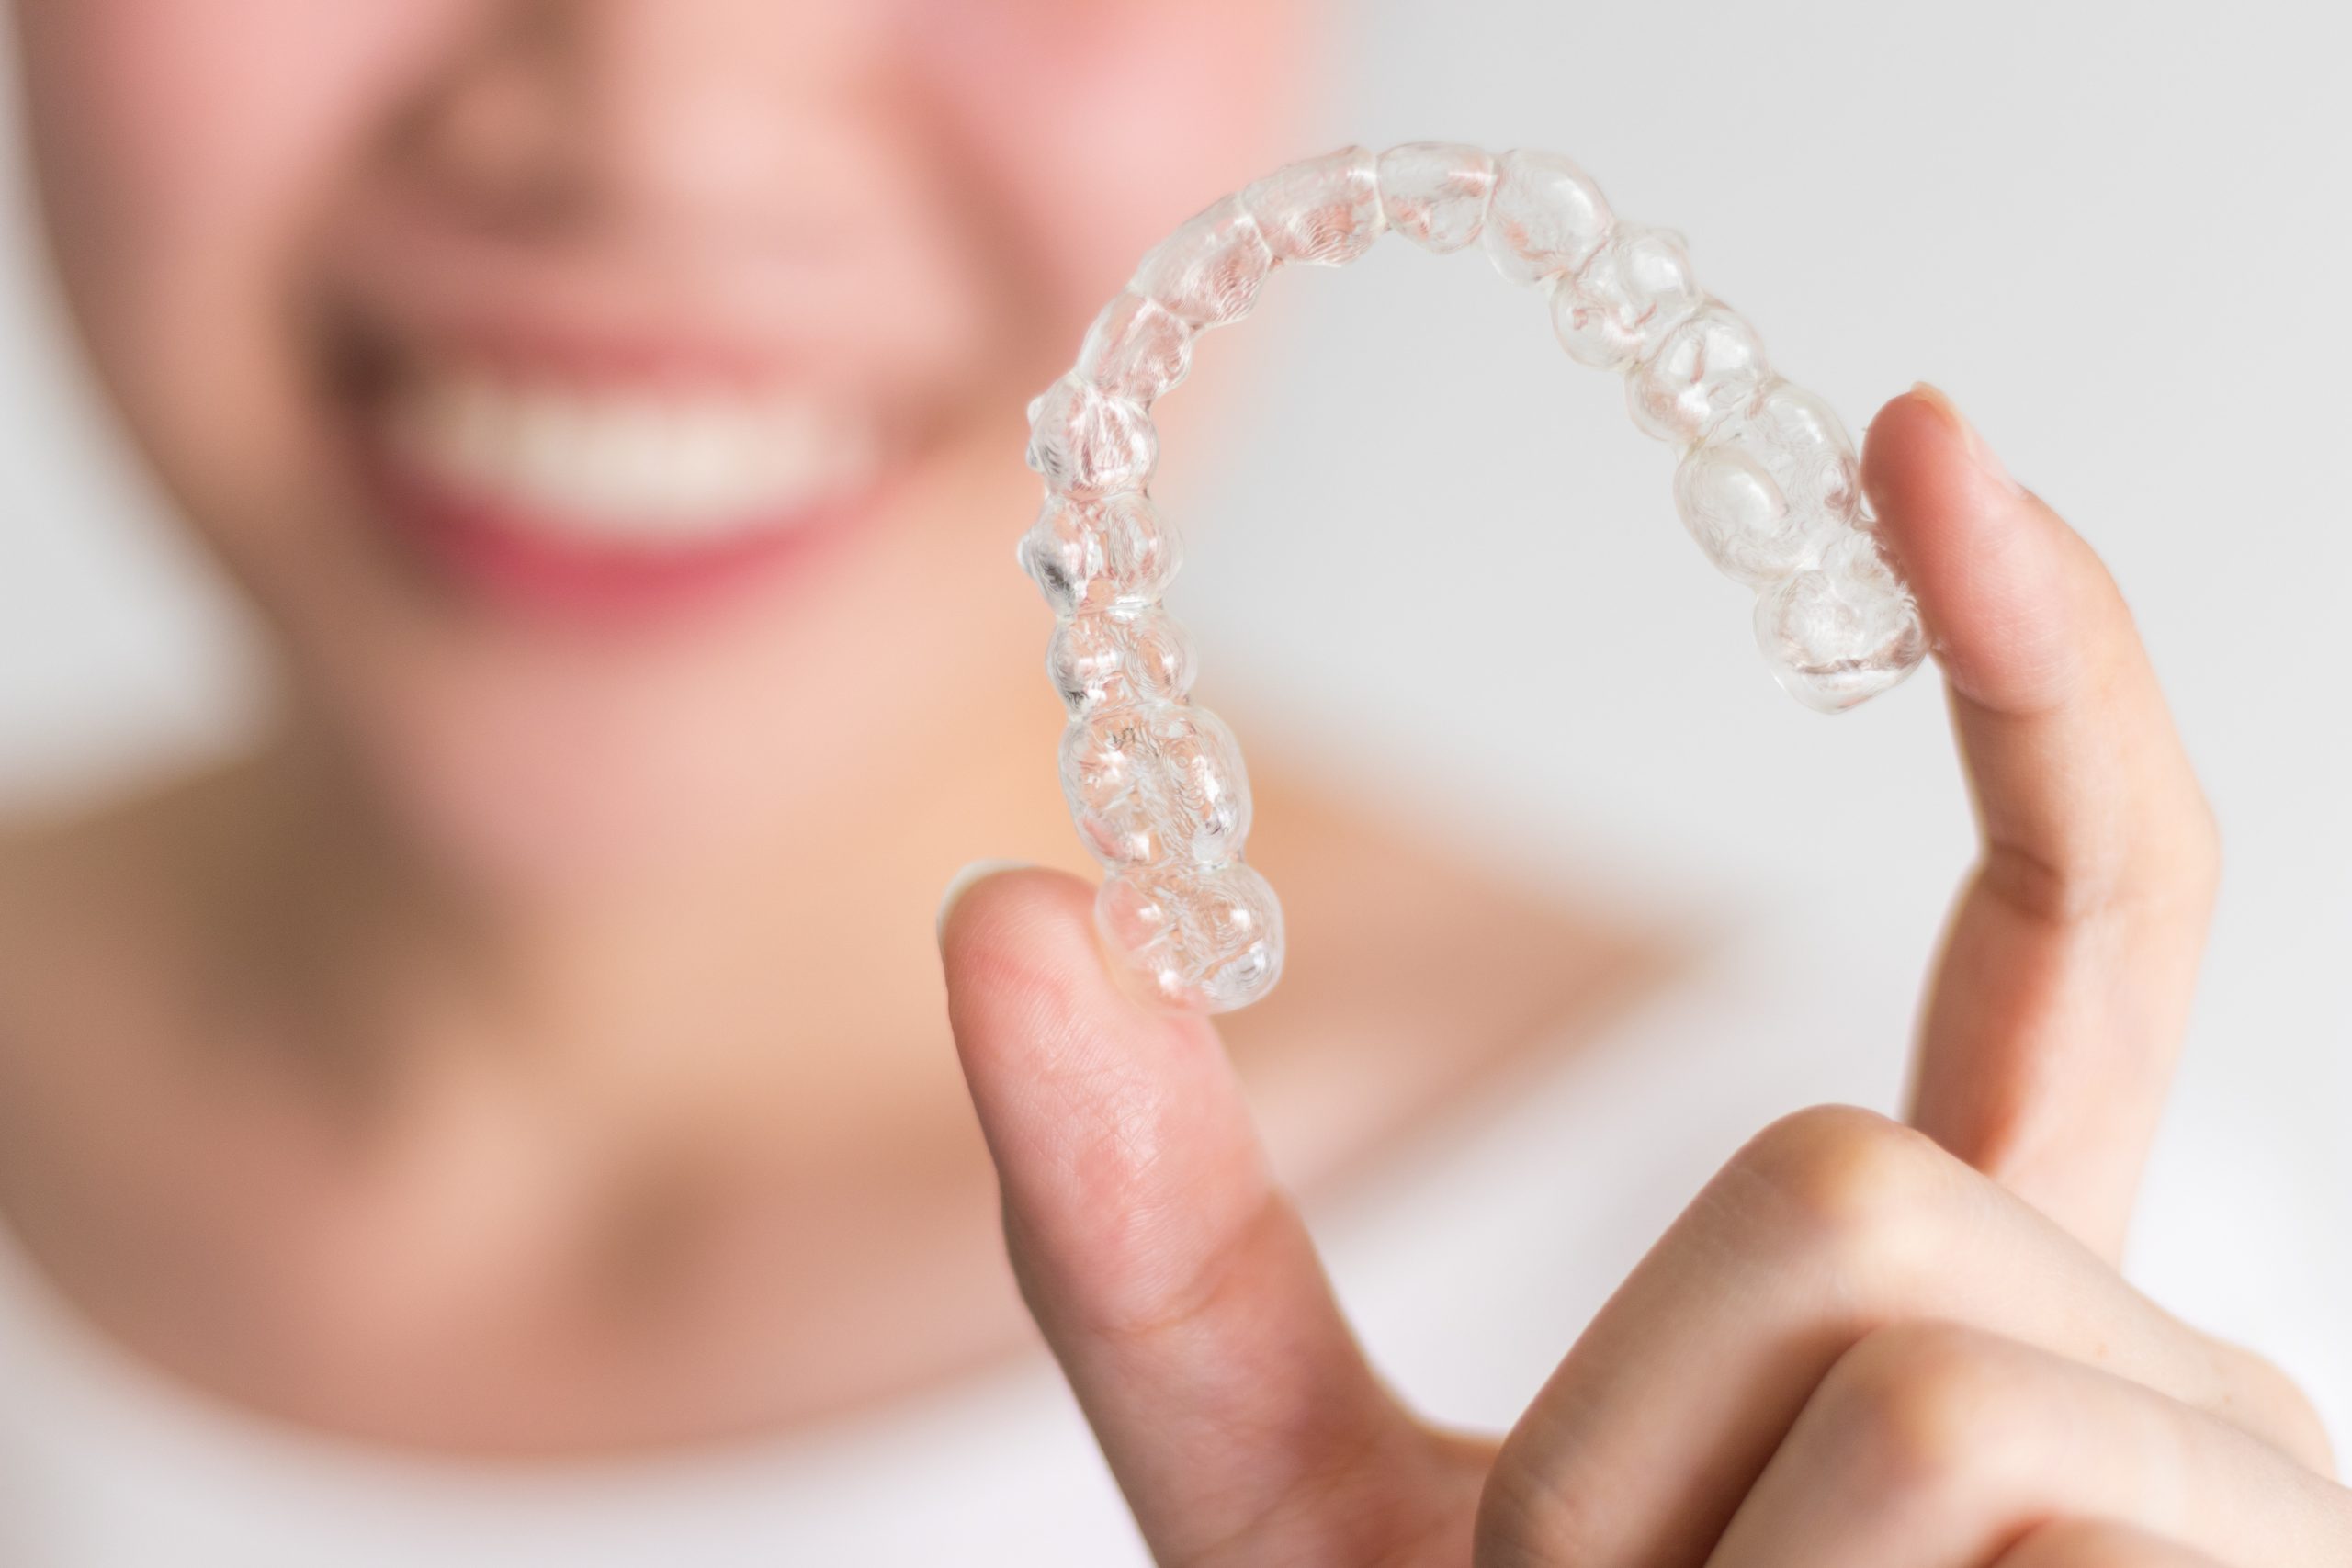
[0,0,2345,1446]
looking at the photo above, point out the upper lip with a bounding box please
[323,295,837,407]
[384,313,826,391]
[314,190,898,398]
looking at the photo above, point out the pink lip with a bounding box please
[356,434,870,624]
[399,316,812,393]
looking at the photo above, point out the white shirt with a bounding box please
[1,920,2340,1566]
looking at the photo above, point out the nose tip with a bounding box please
[401,0,895,236]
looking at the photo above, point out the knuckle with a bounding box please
[1476,1425,1603,1565]
[1975,766,2223,932]
[1977,839,2086,927]
[1812,1321,2038,1498]
[1993,1518,2188,1567]
[1726,1106,1954,1290]
[2179,786,2224,908]
[2208,1337,2337,1479]
[1472,1465,1559,1568]
[1067,1183,1283,1350]
[2132,764,2225,923]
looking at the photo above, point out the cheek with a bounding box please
[20,1,471,497]
[905,0,1322,338]
[25,2,451,260]
[20,0,472,267]
[17,0,492,717]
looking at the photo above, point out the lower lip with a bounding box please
[354,429,870,623]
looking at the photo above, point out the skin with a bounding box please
[0,0,1651,1456]
[0,0,2333,1554]
[939,389,2350,1564]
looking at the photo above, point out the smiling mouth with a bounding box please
[338,324,892,617]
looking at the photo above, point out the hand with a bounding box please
[936,387,2345,1565]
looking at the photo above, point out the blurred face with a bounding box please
[15,0,1309,890]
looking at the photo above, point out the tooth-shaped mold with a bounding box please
[1057,705,1167,869]
[1482,148,1614,286]
[1097,862,1284,1012]
[1024,376,1157,498]
[1130,195,1275,330]
[1143,705,1252,865]
[1753,531,1928,713]
[1375,141,1497,254]
[1673,381,1862,585]
[1244,145,1386,266]
[1047,607,1199,716]
[1017,492,1182,618]
[1625,300,1772,446]
[1549,224,1703,371]
[1024,144,1928,1013]
[1077,292,1195,406]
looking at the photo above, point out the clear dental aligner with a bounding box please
[1018,143,1928,1013]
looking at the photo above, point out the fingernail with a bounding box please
[1910,381,2021,496]
[936,859,1034,942]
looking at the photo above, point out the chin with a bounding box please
[256,477,867,901]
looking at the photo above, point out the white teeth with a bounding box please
[384,364,879,545]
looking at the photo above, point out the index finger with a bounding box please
[1866,386,2221,1259]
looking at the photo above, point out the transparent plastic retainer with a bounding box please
[1018,144,1927,1014]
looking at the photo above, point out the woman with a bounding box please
[0,1,2339,1562]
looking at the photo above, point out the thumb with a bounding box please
[937,864,1473,1562]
